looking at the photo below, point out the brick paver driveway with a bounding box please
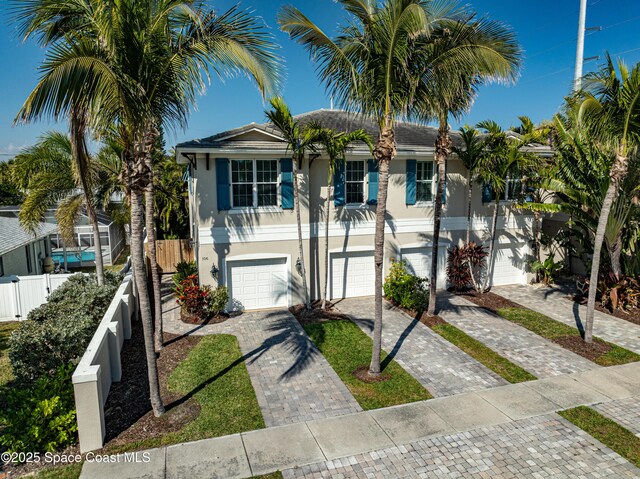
[163,281,361,426]
[493,285,640,354]
[281,414,640,478]
[438,293,599,377]
[594,397,640,436]
[336,297,507,397]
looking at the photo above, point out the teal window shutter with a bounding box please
[406,160,417,205]
[482,183,495,203]
[215,158,230,210]
[367,159,379,204]
[280,158,294,209]
[334,161,345,206]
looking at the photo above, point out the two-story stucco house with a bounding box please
[175,109,553,311]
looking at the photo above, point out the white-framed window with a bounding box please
[346,160,366,204]
[502,174,522,201]
[416,160,435,203]
[230,159,279,208]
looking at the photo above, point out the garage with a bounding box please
[227,257,289,311]
[400,246,448,286]
[489,243,528,287]
[331,251,375,299]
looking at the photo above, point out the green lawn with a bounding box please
[303,320,432,410]
[0,321,20,386]
[106,246,130,272]
[497,307,640,366]
[429,322,537,383]
[559,406,640,468]
[32,463,83,479]
[108,334,264,453]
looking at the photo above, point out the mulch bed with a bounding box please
[180,312,229,325]
[103,320,202,449]
[419,313,447,328]
[289,301,351,324]
[569,295,640,326]
[351,365,391,383]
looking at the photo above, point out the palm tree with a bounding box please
[265,98,322,310]
[453,126,484,245]
[476,120,533,292]
[308,125,373,309]
[279,0,519,375]
[11,131,107,274]
[416,18,521,316]
[14,0,281,416]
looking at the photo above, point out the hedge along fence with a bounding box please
[72,269,137,453]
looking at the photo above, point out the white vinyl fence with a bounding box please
[72,270,137,453]
[0,273,76,322]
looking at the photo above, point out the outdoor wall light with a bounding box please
[295,257,303,275]
[210,264,219,280]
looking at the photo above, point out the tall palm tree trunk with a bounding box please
[585,153,628,342]
[69,106,105,286]
[483,200,501,292]
[533,209,541,283]
[466,171,473,245]
[293,155,311,309]
[145,185,163,352]
[322,177,332,310]
[131,188,165,416]
[609,235,623,280]
[369,124,395,376]
[428,123,451,316]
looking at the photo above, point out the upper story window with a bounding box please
[231,159,279,208]
[346,161,366,204]
[503,173,522,201]
[416,160,435,202]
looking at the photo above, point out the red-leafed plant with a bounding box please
[447,242,488,292]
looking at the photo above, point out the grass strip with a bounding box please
[497,307,640,366]
[559,406,640,468]
[32,463,83,479]
[429,322,537,383]
[303,320,432,410]
[0,321,20,386]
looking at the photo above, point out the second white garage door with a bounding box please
[400,247,448,286]
[331,251,375,299]
[227,258,288,311]
[489,243,528,287]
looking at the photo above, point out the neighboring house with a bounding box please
[176,109,553,311]
[0,206,126,268]
[0,216,57,276]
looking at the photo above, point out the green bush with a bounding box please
[0,364,77,454]
[207,286,229,316]
[383,260,430,312]
[9,272,120,382]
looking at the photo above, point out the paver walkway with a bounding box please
[281,414,639,478]
[336,297,508,397]
[162,280,361,426]
[594,396,640,436]
[438,293,599,377]
[80,362,640,479]
[493,284,640,354]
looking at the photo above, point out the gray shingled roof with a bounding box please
[0,216,58,256]
[176,109,464,151]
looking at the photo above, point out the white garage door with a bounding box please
[400,247,448,286]
[490,243,528,287]
[227,258,288,311]
[331,251,375,299]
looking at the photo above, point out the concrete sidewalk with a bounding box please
[81,362,640,479]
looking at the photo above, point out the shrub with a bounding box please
[207,286,229,316]
[172,261,197,292]
[383,260,430,312]
[9,273,120,382]
[530,256,564,285]
[598,273,640,311]
[0,364,77,454]
[447,243,487,292]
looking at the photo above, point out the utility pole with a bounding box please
[573,0,588,91]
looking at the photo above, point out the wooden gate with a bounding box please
[146,240,194,274]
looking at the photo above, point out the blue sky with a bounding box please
[0,0,638,159]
